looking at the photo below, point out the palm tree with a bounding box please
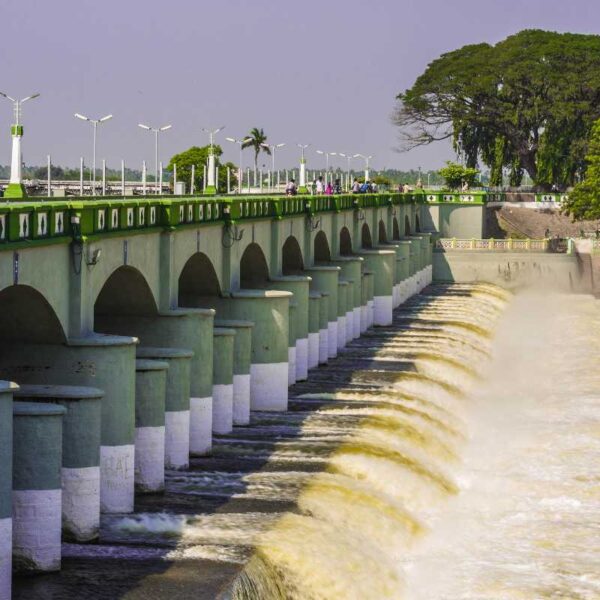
[242,127,271,184]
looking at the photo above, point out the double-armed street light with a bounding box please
[316,150,337,184]
[226,136,252,194]
[74,112,113,195]
[138,123,172,194]
[297,143,310,193]
[354,153,373,182]
[262,142,285,191]
[202,126,225,194]
[0,91,40,198]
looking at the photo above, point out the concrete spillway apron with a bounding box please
[134,360,168,493]
[136,347,193,470]
[307,292,321,369]
[269,275,312,382]
[0,381,16,598]
[212,328,236,434]
[215,320,254,426]
[305,265,341,360]
[14,385,103,544]
[329,256,364,340]
[317,291,330,364]
[212,290,292,411]
[356,249,396,326]
[12,401,65,573]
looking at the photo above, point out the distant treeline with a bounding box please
[0,165,152,181]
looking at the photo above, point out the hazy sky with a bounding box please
[1,0,599,172]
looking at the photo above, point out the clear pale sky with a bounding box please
[1,0,599,172]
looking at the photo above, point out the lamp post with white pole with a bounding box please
[338,153,355,191]
[0,92,40,198]
[297,143,310,194]
[261,142,285,192]
[225,136,251,194]
[202,126,225,195]
[138,123,172,195]
[354,153,373,182]
[315,150,336,185]
[74,112,113,196]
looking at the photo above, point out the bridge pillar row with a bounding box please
[317,291,330,364]
[337,281,349,350]
[329,257,364,340]
[305,266,341,359]
[356,250,396,326]
[212,328,236,434]
[307,292,321,369]
[212,290,292,411]
[392,241,412,305]
[288,303,298,386]
[0,382,16,598]
[269,275,312,382]
[134,359,168,493]
[215,320,254,426]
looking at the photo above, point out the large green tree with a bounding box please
[394,30,600,189]
[561,119,600,220]
[167,145,237,192]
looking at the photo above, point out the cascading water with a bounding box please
[19,283,597,600]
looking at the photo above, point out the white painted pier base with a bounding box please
[345,310,353,343]
[62,466,100,542]
[12,489,61,572]
[367,300,375,328]
[327,321,338,358]
[295,337,309,381]
[373,295,393,326]
[100,444,134,513]
[353,307,361,338]
[0,518,11,598]
[164,411,190,470]
[360,304,368,333]
[189,396,212,455]
[134,425,165,491]
[232,374,251,425]
[318,328,329,364]
[250,362,288,411]
[337,315,346,350]
[288,347,297,386]
[308,332,319,369]
[212,384,233,434]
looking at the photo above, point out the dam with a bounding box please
[0,191,596,599]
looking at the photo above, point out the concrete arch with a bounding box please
[178,252,222,306]
[95,266,158,325]
[361,223,373,249]
[240,242,270,288]
[378,219,387,244]
[282,236,304,275]
[339,227,353,256]
[392,217,400,241]
[313,231,331,262]
[0,284,66,344]
[405,215,412,236]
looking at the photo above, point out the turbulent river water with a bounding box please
[14,284,599,600]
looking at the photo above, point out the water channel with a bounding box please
[14,285,599,599]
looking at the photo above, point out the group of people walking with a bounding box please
[285,176,378,196]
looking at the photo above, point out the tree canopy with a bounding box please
[438,162,479,190]
[242,127,270,173]
[394,30,600,189]
[167,145,237,192]
[561,119,600,220]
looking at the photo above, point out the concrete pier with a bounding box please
[212,328,236,434]
[317,291,330,364]
[337,280,349,349]
[134,360,168,492]
[14,385,103,543]
[357,250,395,326]
[287,303,298,386]
[307,292,321,369]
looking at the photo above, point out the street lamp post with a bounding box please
[75,112,113,196]
[202,126,225,195]
[0,91,40,198]
[261,142,285,192]
[353,153,373,182]
[226,136,252,194]
[316,150,337,185]
[297,143,310,193]
[338,153,355,191]
[138,123,172,195]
